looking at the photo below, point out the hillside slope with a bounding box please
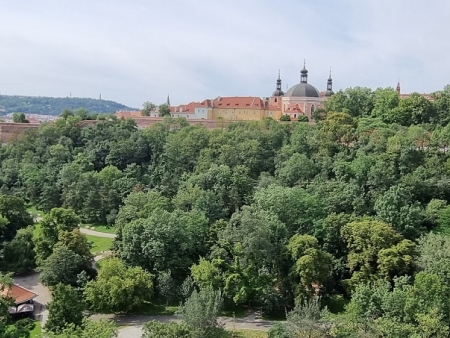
[0,95,135,115]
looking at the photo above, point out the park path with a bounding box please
[29,214,275,334]
[33,215,116,239]
[14,270,277,335]
[13,271,51,326]
[79,228,116,238]
[91,313,276,337]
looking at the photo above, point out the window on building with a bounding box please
[294,114,297,118]
[311,105,315,114]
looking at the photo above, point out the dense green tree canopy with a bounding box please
[1,90,450,330]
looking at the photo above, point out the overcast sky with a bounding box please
[1,0,449,108]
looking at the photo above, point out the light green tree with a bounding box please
[84,258,153,313]
[178,286,224,338]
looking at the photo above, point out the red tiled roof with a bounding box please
[170,100,212,114]
[212,96,265,109]
[285,103,304,113]
[266,104,280,110]
[1,284,37,304]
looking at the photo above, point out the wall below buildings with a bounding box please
[0,123,40,143]
[0,116,287,144]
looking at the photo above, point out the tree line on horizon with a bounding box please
[0,94,134,116]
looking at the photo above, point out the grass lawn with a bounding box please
[26,205,43,218]
[133,302,179,316]
[222,329,268,338]
[29,321,41,338]
[81,223,117,234]
[86,235,114,254]
[220,306,250,318]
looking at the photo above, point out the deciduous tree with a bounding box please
[84,258,153,313]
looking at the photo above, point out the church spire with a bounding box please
[166,94,170,106]
[300,60,308,83]
[325,68,334,97]
[396,81,401,94]
[272,70,284,97]
[276,70,282,91]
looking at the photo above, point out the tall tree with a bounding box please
[341,219,417,288]
[34,207,80,265]
[141,101,156,116]
[45,284,84,334]
[0,195,33,242]
[12,112,29,123]
[179,286,224,338]
[2,227,36,273]
[158,103,171,117]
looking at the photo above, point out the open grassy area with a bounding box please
[27,205,43,218]
[220,306,250,318]
[86,235,114,253]
[29,321,41,338]
[81,223,117,234]
[133,302,179,316]
[222,329,268,338]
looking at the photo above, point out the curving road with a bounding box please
[79,227,116,238]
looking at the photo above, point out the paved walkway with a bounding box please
[80,228,116,238]
[13,271,51,326]
[34,215,116,239]
[91,314,276,337]
[14,271,277,335]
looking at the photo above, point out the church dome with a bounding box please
[272,89,284,96]
[324,89,334,97]
[284,83,320,98]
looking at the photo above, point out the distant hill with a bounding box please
[0,95,136,115]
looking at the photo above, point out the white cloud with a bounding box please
[0,0,449,107]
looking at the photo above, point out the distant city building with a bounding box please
[396,82,434,101]
[273,62,332,121]
[116,64,332,122]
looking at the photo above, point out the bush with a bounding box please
[141,321,190,338]
[297,115,309,122]
[280,115,291,121]
[179,286,224,338]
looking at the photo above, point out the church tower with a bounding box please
[300,60,308,83]
[270,71,284,108]
[325,69,334,97]
[272,71,284,97]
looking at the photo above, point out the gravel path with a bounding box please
[79,228,116,238]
